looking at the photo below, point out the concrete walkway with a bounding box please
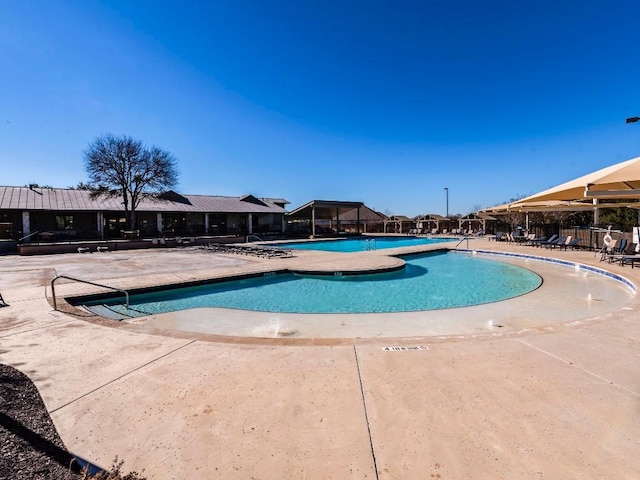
[1,238,639,479]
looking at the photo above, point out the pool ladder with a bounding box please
[50,275,130,311]
[362,239,377,251]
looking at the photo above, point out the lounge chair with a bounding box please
[620,245,640,268]
[534,233,558,247]
[558,237,580,250]
[550,235,572,249]
[511,231,527,243]
[528,235,548,247]
[606,240,635,264]
[0,292,7,307]
[539,235,564,248]
[520,233,535,245]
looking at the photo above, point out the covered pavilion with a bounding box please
[458,213,496,233]
[415,214,448,233]
[382,215,414,234]
[331,204,387,234]
[286,200,364,237]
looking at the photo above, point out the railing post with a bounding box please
[51,280,57,310]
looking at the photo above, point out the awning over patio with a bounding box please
[287,200,364,237]
[481,156,640,217]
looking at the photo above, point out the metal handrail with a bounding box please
[18,231,40,243]
[246,234,264,243]
[361,238,377,251]
[453,235,471,251]
[51,275,129,311]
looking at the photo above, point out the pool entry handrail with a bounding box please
[50,275,130,311]
[246,234,264,243]
[454,235,471,251]
[18,230,40,243]
[361,238,377,251]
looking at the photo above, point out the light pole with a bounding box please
[444,187,449,217]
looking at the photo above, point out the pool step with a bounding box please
[82,304,137,320]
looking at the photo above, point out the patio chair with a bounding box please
[533,234,556,247]
[550,235,572,249]
[528,235,547,247]
[619,245,640,268]
[558,237,580,250]
[538,234,564,248]
[511,231,526,243]
[606,240,634,264]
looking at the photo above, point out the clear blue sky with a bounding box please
[2,1,640,217]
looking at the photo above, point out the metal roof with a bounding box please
[287,200,365,218]
[0,186,288,214]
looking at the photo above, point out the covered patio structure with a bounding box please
[415,214,448,234]
[482,156,640,224]
[286,200,364,238]
[458,213,496,234]
[331,205,387,234]
[383,215,414,234]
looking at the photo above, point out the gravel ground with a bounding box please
[1,363,82,479]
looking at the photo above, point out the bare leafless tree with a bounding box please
[83,134,179,230]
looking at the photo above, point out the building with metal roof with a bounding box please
[0,185,288,242]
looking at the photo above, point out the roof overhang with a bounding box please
[287,200,364,219]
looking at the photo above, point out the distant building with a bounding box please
[0,185,288,242]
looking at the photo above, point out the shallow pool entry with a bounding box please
[79,252,542,317]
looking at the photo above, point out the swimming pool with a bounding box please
[275,236,455,252]
[74,250,636,339]
[81,252,541,316]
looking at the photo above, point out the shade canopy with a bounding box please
[482,156,640,213]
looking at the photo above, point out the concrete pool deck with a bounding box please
[1,238,639,478]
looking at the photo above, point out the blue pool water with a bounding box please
[83,252,542,316]
[275,236,455,252]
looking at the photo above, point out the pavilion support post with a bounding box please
[96,212,104,238]
[593,198,599,226]
[247,213,253,235]
[311,206,316,238]
[205,213,210,234]
[156,213,163,235]
[21,211,30,240]
[357,207,361,234]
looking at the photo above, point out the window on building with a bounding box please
[56,215,74,230]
